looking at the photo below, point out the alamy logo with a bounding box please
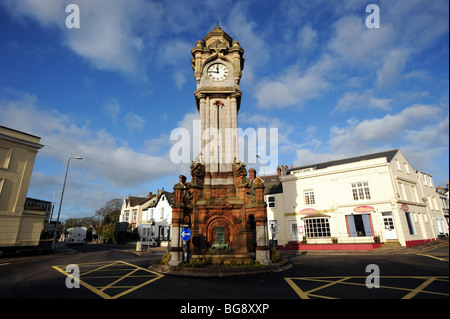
[65,4,80,29]
[365,264,380,289]
[170,120,279,172]
[365,4,380,29]
[65,264,80,289]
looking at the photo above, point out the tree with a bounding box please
[95,198,122,224]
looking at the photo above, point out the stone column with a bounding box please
[253,180,271,265]
[169,178,185,266]
[230,95,239,162]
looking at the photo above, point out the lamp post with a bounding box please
[51,156,83,251]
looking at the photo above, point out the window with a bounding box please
[423,174,428,186]
[346,214,373,237]
[305,218,331,238]
[124,211,130,222]
[351,182,371,201]
[398,183,406,200]
[132,209,137,221]
[395,159,401,171]
[267,196,276,208]
[160,207,164,219]
[411,186,419,202]
[403,163,410,174]
[304,190,315,205]
[0,145,12,169]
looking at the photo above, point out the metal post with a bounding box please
[51,156,83,251]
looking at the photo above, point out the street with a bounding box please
[0,241,448,313]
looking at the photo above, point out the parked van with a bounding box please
[65,227,86,245]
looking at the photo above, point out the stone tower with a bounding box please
[169,25,271,266]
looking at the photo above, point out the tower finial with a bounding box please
[216,19,219,27]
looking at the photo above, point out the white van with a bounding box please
[65,227,86,245]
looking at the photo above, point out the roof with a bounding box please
[263,174,283,195]
[203,25,233,46]
[290,149,399,172]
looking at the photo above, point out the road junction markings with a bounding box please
[285,276,449,299]
[52,260,164,299]
[417,242,449,261]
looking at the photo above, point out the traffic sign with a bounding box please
[180,228,191,241]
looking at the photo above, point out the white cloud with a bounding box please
[375,47,411,89]
[0,91,176,189]
[1,0,159,79]
[335,90,393,112]
[293,104,447,169]
[296,23,317,53]
[255,54,333,109]
[328,15,395,67]
[329,104,441,152]
[102,98,120,123]
[225,2,270,85]
[124,112,146,132]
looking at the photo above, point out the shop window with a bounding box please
[305,218,330,238]
[346,214,373,236]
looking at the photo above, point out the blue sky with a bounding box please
[0,0,448,221]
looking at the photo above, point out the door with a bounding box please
[290,221,299,241]
[383,216,397,240]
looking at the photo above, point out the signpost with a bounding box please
[180,227,191,263]
[180,228,191,241]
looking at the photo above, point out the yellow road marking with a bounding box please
[52,260,164,299]
[285,276,449,299]
[305,277,351,294]
[284,278,310,299]
[418,254,448,261]
[402,277,437,299]
[52,265,111,299]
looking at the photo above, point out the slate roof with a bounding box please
[290,149,399,172]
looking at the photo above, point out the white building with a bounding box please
[119,190,173,245]
[266,150,448,250]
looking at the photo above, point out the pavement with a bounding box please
[278,238,448,255]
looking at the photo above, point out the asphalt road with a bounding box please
[0,241,448,315]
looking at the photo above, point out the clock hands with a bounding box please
[210,67,220,74]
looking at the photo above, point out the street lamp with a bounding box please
[51,156,83,251]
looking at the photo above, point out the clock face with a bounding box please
[207,64,229,81]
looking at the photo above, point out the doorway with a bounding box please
[290,221,299,241]
[383,213,397,240]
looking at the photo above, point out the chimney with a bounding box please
[277,165,281,177]
[248,168,256,180]
[179,175,186,184]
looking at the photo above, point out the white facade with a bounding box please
[119,191,173,243]
[268,150,448,248]
[142,193,172,241]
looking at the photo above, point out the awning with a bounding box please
[301,212,330,219]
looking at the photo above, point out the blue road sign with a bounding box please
[180,228,191,241]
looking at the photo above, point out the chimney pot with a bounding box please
[248,168,256,180]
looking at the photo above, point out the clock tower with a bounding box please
[192,25,244,186]
[169,25,271,266]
